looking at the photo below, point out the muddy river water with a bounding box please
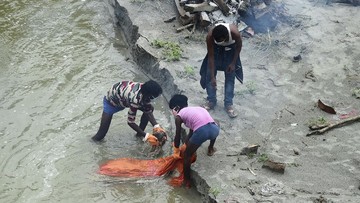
[0,0,201,202]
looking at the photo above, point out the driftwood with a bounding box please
[240,144,260,155]
[184,2,218,13]
[200,11,211,27]
[306,115,360,136]
[262,160,286,174]
[213,0,230,16]
[248,167,257,176]
[176,23,194,32]
[164,16,176,23]
[225,144,259,157]
[175,0,187,17]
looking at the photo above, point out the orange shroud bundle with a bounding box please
[98,145,196,187]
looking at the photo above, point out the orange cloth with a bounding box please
[98,145,196,186]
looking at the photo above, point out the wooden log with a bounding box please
[200,11,211,27]
[176,23,194,33]
[240,144,260,155]
[262,160,286,174]
[164,16,176,23]
[175,0,188,17]
[213,0,230,16]
[184,2,218,13]
[306,115,360,136]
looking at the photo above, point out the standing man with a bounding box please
[92,80,166,146]
[200,23,243,118]
[169,94,220,187]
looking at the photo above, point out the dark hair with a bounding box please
[213,24,228,42]
[142,80,162,98]
[169,94,188,109]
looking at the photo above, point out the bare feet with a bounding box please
[207,147,217,156]
[91,135,104,142]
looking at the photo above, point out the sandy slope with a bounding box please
[115,0,360,202]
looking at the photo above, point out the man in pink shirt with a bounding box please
[169,94,220,186]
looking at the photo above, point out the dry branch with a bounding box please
[176,23,194,32]
[306,115,360,136]
[184,2,218,13]
[262,160,285,174]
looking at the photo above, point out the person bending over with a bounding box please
[169,94,220,186]
[199,23,243,118]
[92,80,166,146]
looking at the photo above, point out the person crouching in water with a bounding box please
[92,80,166,146]
[169,94,220,186]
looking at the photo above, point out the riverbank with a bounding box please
[111,0,360,202]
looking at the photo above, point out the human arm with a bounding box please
[127,105,159,145]
[127,121,158,146]
[127,106,148,137]
[227,24,242,73]
[206,29,217,88]
[147,111,158,127]
[172,115,184,159]
[184,129,193,145]
[173,115,183,148]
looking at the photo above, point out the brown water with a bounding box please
[0,0,201,202]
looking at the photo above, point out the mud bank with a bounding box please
[110,0,360,202]
[111,0,215,202]
[112,1,180,100]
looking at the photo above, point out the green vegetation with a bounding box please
[151,39,182,61]
[236,81,257,96]
[308,117,328,127]
[247,152,256,159]
[246,81,257,95]
[287,162,301,167]
[209,187,221,199]
[352,87,360,98]
[184,65,195,76]
[257,153,269,163]
[175,65,196,79]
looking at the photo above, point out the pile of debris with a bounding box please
[174,0,289,36]
[174,0,359,35]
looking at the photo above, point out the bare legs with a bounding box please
[92,111,113,141]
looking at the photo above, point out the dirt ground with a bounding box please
[113,0,360,202]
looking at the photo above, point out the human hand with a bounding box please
[143,133,159,146]
[226,63,235,73]
[183,178,191,188]
[173,145,181,159]
[210,78,217,88]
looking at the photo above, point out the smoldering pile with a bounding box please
[174,0,290,36]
